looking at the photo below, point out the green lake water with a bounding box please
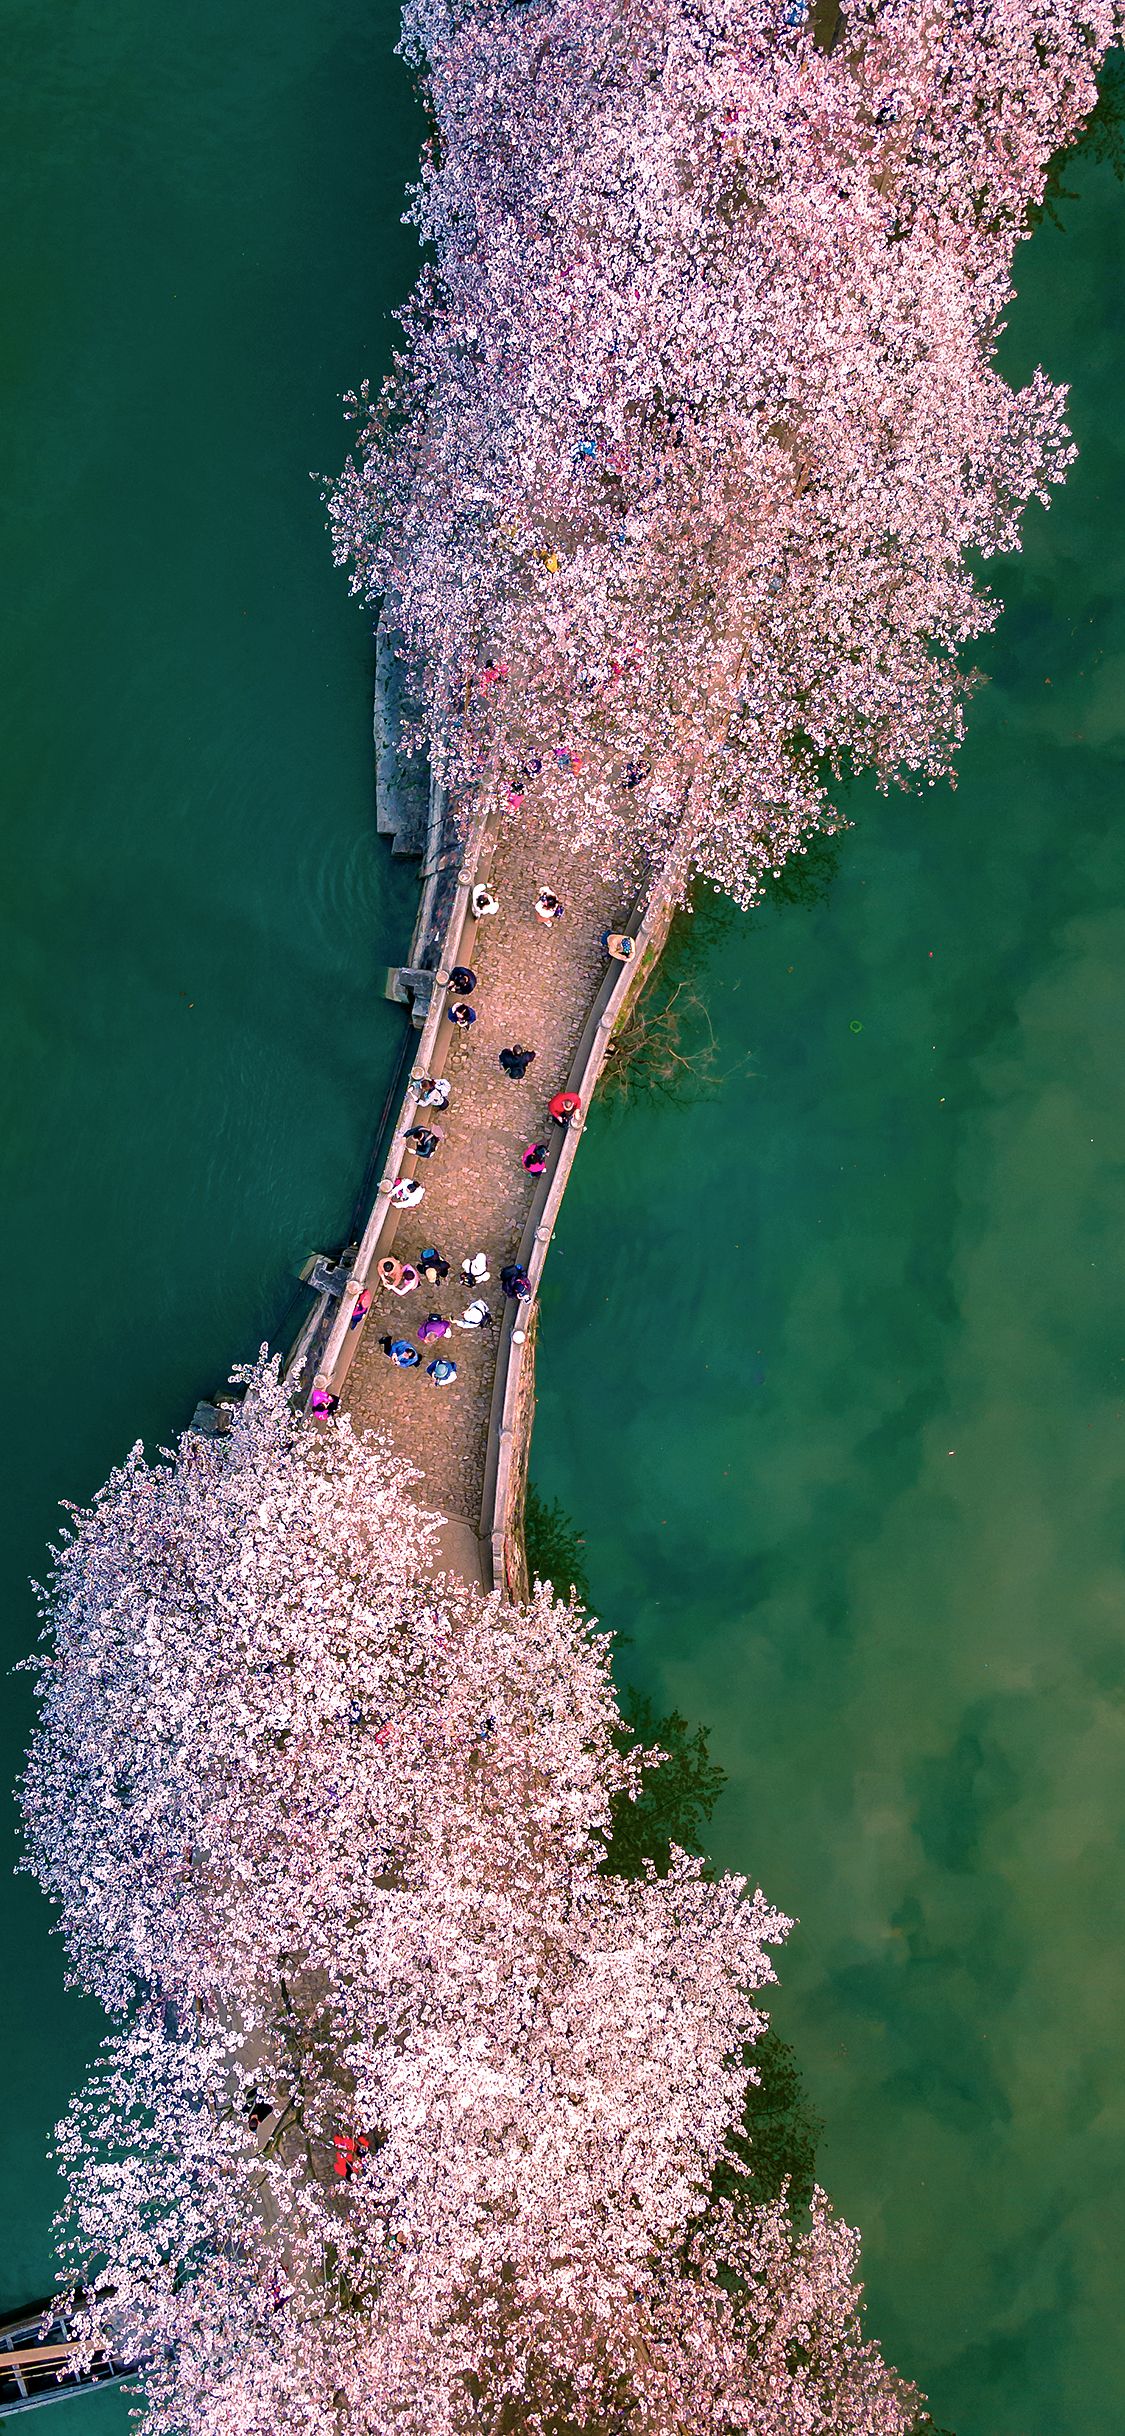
[0,3,419,2415]
[535,157,1125,2436]
[1,8,1123,2432]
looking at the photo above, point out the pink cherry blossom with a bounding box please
[23,1355,921,2433]
[328,0,1118,903]
[23,3,1121,2420]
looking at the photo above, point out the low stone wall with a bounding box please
[480,842,690,1596]
[292,819,689,1592]
[291,795,492,1411]
[285,651,693,1595]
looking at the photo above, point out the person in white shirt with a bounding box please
[455,1299,493,1330]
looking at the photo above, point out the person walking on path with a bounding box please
[380,1336,421,1368]
[349,1288,372,1331]
[405,1125,444,1159]
[549,1091,581,1127]
[471,883,499,918]
[522,1143,548,1174]
[461,1252,490,1285]
[534,889,563,925]
[417,1313,452,1343]
[500,1263,533,1302]
[499,1043,536,1079]
[602,929,635,961]
[420,1247,449,1283]
[447,965,477,994]
[448,1000,476,1028]
[414,1075,451,1109]
[391,1176,425,1207]
[426,1356,457,1385]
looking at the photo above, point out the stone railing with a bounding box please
[479,838,691,1596]
[282,630,698,1594]
[294,793,494,1411]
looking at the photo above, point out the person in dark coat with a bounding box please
[499,1043,536,1079]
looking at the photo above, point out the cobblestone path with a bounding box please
[341,818,642,1567]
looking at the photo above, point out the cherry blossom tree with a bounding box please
[328,0,1120,902]
[22,1357,921,2433]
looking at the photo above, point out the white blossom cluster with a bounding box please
[21,1358,921,2432]
[328,0,1119,901]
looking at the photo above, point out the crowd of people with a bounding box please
[371,1239,535,1386]
[352,880,623,1391]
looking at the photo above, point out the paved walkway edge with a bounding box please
[286,795,492,1404]
[481,841,690,1596]
[288,786,691,1594]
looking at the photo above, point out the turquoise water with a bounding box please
[534,161,1125,2436]
[0,0,419,2403]
[3,7,1124,2431]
